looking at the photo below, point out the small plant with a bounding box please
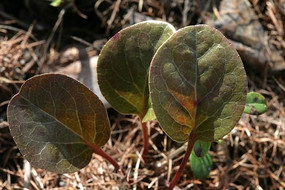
[244,91,268,115]
[190,140,212,179]
[148,24,248,189]
[189,91,268,180]
[7,21,267,189]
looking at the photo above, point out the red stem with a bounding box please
[141,121,149,160]
[168,131,196,190]
[88,143,125,175]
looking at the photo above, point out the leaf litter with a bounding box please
[0,0,284,189]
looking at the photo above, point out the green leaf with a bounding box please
[244,92,267,115]
[97,21,176,117]
[149,25,247,143]
[142,107,155,122]
[142,98,156,122]
[190,140,212,179]
[7,74,110,173]
[50,0,62,7]
[190,151,212,179]
[192,140,211,157]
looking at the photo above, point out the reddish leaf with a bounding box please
[7,74,110,173]
[97,21,176,117]
[149,25,247,143]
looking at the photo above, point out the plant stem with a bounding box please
[168,131,196,190]
[88,143,125,175]
[141,121,149,160]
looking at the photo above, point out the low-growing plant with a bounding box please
[189,91,268,180]
[7,21,267,189]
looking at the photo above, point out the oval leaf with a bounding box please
[190,151,212,179]
[244,92,267,115]
[7,74,110,173]
[149,25,247,142]
[97,21,176,117]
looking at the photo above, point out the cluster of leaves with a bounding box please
[7,21,267,189]
[190,91,268,179]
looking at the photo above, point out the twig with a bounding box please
[272,76,285,92]
[39,7,67,68]
[0,100,10,108]
[106,0,121,34]
[71,36,93,47]
[23,160,31,190]
[70,0,87,19]
[0,25,37,41]
[148,177,158,189]
[31,168,44,190]
[168,144,187,160]
[138,0,143,12]
[0,77,25,84]
[94,0,112,24]
[75,172,84,190]
[182,0,191,26]
[0,10,30,29]
[133,149,143,190]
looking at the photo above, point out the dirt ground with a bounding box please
[0,0,284,189]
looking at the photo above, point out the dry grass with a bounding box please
[1,94,284,189]
[0,26,44,80]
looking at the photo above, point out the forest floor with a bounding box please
[0,0,284,189]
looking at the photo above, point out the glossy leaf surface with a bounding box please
[190,151,212,179]
[149,25,247,142]
[244,92,267,115]
[98,21,176,117]
[7,74,110,173]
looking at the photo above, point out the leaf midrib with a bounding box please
[123,24,173,117]
[193,26,198,131]
[19,94,94,146]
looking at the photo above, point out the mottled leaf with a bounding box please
[149,25,247,143]
[244,92,267,115]
[190,151,212,179]
[7,74,110,173]
[97,21,176,117]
